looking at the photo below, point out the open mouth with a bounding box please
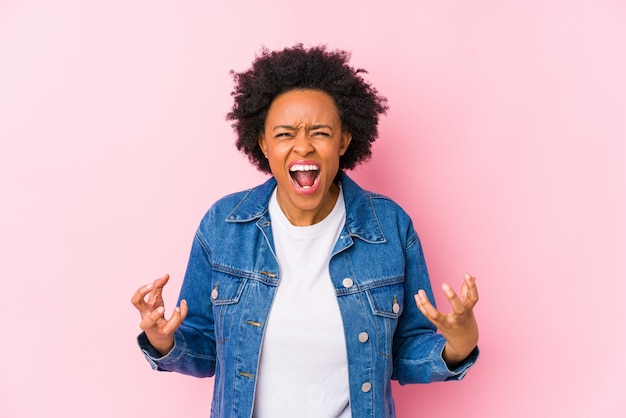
[289,163,320,191]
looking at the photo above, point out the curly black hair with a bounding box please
[226,44,388,174]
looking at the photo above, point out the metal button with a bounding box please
[342,278,354,288]
[358,332,369,343]
[211,288,218,299]
[392,303,400,314]
[361,382,372,393]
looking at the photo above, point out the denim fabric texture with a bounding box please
[138,172,479,417]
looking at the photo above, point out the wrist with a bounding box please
[148,334,175,356]
[442,342,475,369]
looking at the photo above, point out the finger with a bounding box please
[154,273,170,288]
[442,283,465,315]
[147,274,170,305]
[130,283,155,315]
[463,273,479,308]
[414,290,442,322]
[162,300,188,334]
[460,279,469,302]
[180,299,188,320]
[140,306,165,331]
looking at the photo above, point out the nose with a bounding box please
[293,130,314,156]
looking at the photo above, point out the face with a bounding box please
[258,89,352,226]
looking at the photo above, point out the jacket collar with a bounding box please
[226,172,385,243]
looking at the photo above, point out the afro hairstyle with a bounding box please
[226,44,388,174]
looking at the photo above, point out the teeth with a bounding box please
[289,164,319,172]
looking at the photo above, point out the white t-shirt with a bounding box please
[253,188,351,418]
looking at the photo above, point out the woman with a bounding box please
[132,44,479,418]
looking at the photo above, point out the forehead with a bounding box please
[266,89,340,123]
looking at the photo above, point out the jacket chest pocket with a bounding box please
[211,272,247,344]
[365,280,404,357]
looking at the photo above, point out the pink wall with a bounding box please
[1,1,625,417]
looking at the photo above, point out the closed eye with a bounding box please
[275,132,295,138]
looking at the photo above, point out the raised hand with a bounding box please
[131,274,188,356]
[414,273,479,367]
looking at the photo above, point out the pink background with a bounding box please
[1,1,625,417]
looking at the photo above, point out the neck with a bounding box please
[277,182,339,226]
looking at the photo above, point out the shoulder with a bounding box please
[365,189,405,209]
[212,188,255,212]
[341,174,418,245]
[201,189,251,221]
[197,179,274,229]
[365,193,421,249]
[343,175,412,221]
[367,191,414,231]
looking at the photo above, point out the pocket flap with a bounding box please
[210,276,246,305]
[366,281,404,318]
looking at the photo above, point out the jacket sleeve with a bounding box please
[137,231,217,378]
[391,224,479,384]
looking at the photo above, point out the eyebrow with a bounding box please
[272,124,333,131]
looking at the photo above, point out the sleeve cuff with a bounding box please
[436,341,480,381]
[136,331,186,371]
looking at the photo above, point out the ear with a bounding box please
[339,131,352,156]
[258,133,267,157]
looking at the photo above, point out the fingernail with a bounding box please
[146,283,153,290]
[464,273,471,280]
[442,283,451,292]
[175,307,180,313]
[181,299,187,305]
[157,307,164,314]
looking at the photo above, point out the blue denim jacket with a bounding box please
[138,173,478,417]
